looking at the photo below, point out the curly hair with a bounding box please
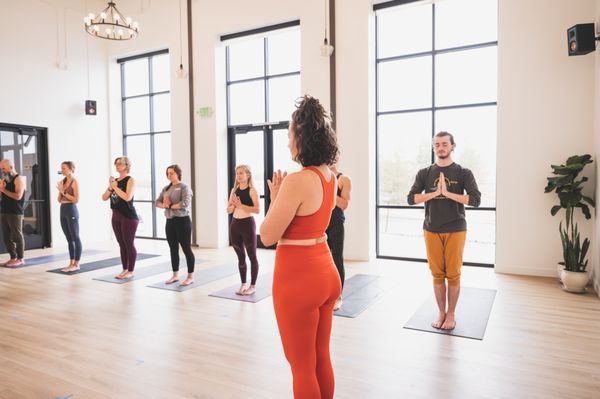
[291,95,339,167]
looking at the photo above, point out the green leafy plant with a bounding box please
[544,154,595,272]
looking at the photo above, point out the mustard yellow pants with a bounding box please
[423,230,466,286]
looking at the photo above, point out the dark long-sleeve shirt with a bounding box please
[407,163,481,233]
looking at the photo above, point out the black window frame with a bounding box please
[374,0,497,267]
[118,49,170,240]
[223,22,301,246]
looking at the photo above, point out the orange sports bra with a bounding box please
[281,166,336,240]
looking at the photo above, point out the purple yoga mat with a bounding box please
[208,273,273,303]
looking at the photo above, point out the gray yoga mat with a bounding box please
[46,253,160,275]
[147,263,236,292]
[403,287,497,340]
[92,259,207,284]
[0,249,107,269]
[208,273,274,303]
[334,274,385,318]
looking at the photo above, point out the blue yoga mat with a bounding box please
[47,253,161,275]
[0,249,107,269]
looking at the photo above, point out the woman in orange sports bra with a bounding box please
[260,95,341,399]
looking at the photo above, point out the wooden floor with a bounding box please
[0,240,599,399]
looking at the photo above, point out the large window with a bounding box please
[375,0,497,266]
[119,50,171,239]
[224,22,301,240]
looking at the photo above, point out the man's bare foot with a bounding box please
[180,277,194,286]
[236,283,249,295]
[61,264,73,272]
[243,285,256,295]
[120,271,134,279]
[441,313,456,330]
[165,275,179,284]
[431,312,446,329]
[62,265,80,272]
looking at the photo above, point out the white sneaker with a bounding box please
[333,298,343,311]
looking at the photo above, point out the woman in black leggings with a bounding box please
[57,161,82,272]
[227,165,260,295]
[156,165,195,286]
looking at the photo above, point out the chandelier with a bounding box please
[83,1,139,41]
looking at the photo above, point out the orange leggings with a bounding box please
[273,243,341,399]
[423,230,466,286]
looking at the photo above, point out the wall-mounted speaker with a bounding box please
[567,23,596,56]
[85,100,97,115]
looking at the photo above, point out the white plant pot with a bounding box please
[557,264,564,281]
[560,270,589,293]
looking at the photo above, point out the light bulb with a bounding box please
[88,13,95,19]
[94,25,100,31]
[132,21,139,29]
[126,17,132,24]
[105,28,111,35]
[114,14,120,21]
[176,65,188,79]
[83,17,90,24]
[117,29,124,36]
[100,12,106,19]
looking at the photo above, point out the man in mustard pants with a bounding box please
[407,131,481,330]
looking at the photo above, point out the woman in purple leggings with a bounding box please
[227,165,260,295]
[102,156,139,279]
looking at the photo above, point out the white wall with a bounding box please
[0,0,112,248]
[496,0,596,277]
[336,0,377,260]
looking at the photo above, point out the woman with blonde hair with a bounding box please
[57,161,82,272]
[102,156,139,279]
[227,165,260,295]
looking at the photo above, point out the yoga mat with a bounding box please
[403,287,497,340]
[47,253,160,275]
[334,274,385,318]
[0,249,107,269]
[147,263,236,292]
[208,273,274,303]
[92,259,207,284]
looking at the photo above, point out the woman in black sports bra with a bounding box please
[226,165,260,295]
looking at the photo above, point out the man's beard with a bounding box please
[437,152,450,159]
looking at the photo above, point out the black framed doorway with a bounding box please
[0,123,51,252]
[227,121,296,247]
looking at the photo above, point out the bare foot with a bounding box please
[431,312,446,329]
[61,264,73,272]
[121,271,134,279]
[115,270,128,279]
[333,297,343,311]
[180,277,194,286]
[236,283,249,295]
[441,313,456,330]
[243,285,256,295]
[165,275,179,284]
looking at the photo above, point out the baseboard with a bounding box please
[495,264,557,278]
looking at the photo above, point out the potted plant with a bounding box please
[544,154,595,292]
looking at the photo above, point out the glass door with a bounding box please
[228,121,293,247]
[0,124,51,251]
